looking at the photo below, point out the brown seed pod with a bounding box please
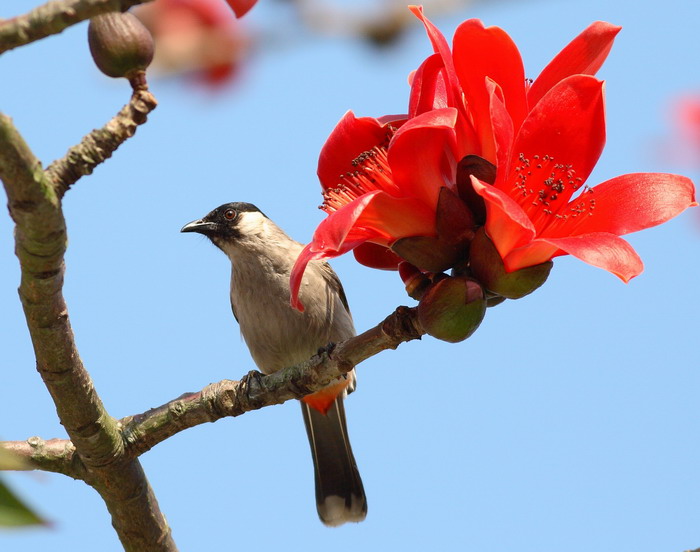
[88,11,154,80]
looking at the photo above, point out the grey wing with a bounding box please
[319,261,351,316]
[319,261,358,395]
[230,296,239,323]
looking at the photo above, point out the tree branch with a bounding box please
[0,113,176,551]
[121,306,424,456]
[0,0,153,55]
[1,438,82,479]
[1,306,424,467]
[46,87,158,197]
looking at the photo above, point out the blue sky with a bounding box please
[1,0,699,550]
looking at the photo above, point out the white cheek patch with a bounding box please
[218,209,270,259]
[236,210,267,236]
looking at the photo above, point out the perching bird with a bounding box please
[181,202,367,526]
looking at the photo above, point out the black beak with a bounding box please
[180,219,218,235]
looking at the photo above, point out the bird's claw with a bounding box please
[316,342,337,358]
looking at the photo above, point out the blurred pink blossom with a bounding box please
[136,0,250,89]
[661,94,700,168]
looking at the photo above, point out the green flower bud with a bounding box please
[470,227,552,299]
[486,294,506,308]
[88,11,154,80]
[417,276,486,343]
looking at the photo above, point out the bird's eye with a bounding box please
[223,209,237,221]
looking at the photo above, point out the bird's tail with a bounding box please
[301,397,367,526]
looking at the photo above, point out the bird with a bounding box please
[181,202,367,526]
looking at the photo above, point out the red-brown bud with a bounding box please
[470,227,552,299]
[88,11,154,80]
[398,262,432,301]
[391,187,476,273]
[417,276,486,343]
[392,235,465,273]
[455,155,496,225]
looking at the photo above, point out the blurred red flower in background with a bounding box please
[669,95,700,164]
[136,0,250,88]
[225,0,258,18]
[677,97,700,144]
[290,6,696,310]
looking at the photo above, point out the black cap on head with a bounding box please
[181,202,267,240]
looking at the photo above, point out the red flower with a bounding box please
[135,0,249,88]
[406,6,622,162]
[471,74,696,280]
[289,107,463,309]
[290,7,697,310]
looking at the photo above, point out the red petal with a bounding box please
[471,177,536,258]
[452,19,528,142]
[560,173,698,236]
[377,114,408,125]
[289,191,437,309]
[508,75,606,202]
[225,0,257,18]
[388,108,458,209]
[353,242,403,270]
[409,54,449,118]
[290,244,319,311]
[523,232,644,282]
[501,240,559,271]
[317,111,396,191]
[409,5,463,109]
[529,21,621,108]
[487,78,515,178]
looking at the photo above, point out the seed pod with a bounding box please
[88,11,154,79]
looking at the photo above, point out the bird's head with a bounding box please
[180,202,269,250]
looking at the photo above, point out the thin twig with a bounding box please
[46,86,158,197]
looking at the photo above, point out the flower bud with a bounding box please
[486,294,506,308]
[391,235,466,273]
[417,276,486,343]
[470,227,552,299]
[435,186,475,244]
[88,11,154,80]
[455,155,496,225]
[391,187,475,273]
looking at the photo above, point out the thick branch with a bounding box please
[0,114,176,551]
[46,87,158,197]
[0,0,152,55]
[121,306,424,456]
